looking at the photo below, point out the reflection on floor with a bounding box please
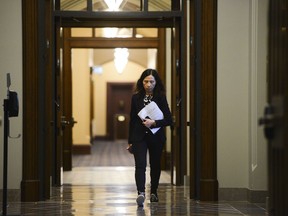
[63,166,170,185]
[1,166,267,215]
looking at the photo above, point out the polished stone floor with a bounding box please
[1,167,267,215]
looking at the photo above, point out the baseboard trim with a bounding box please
[219,188,268,203]
[0,189,21,202]
[73,144,91,155]
[92,136,110,141]
[248,189,268,203]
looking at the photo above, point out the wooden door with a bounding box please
[62,28,76,171]
[54,18,64,186]
[189,0,197,198]
[260,0,288,214]
[107,83,134,140]
[43,0,53,198]
[171,19,184,185]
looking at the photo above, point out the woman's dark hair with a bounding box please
[135,69,166,97]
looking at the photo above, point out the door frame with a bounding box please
[61,27,172,171]
[189,0,218,201]
[21,0,219,202]
[265,0,288,214]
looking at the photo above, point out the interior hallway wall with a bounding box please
[0,0,23,189]
[72,49,91,145]
[217,0,268,197]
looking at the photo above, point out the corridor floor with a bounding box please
[2,166,267,215]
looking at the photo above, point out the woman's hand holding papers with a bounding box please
[142,118,156,128]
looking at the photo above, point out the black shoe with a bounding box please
[150,193,159,202]
[136,192,145,207]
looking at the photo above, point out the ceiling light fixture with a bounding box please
[104,0,123,11]
[114,48,129,74]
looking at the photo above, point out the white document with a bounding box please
[138,101,164,134]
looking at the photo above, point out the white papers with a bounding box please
[138,101,163,134]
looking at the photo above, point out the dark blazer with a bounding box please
[128,93,173,144]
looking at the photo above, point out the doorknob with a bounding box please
[176,98,182,107]
[61,116,70,128]
[70,117,78,127]
[259,105,274,140]
[55,100,60,111]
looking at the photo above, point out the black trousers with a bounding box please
[133,132,164,194]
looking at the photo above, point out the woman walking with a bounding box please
[127,69,173,207]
